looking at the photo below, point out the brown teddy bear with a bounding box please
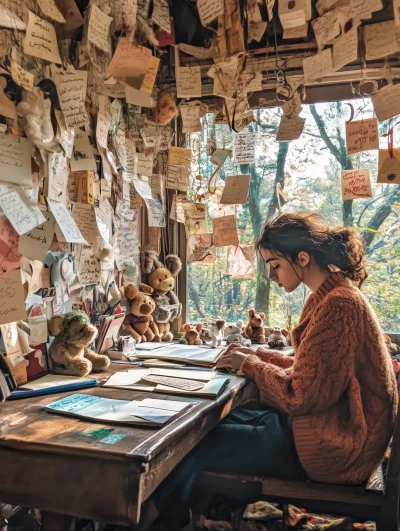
[243,309,266,344]
[180,323,203,345]
[123,283,161,344]
[141,251,182,342]
[48,311,110,376]
[267,327,289,348]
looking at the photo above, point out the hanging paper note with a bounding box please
[47,198,87,244]
[212,215,239,247]
[0,133,33,187]
[220,175,250,205]
[176,67,202,98]
[18,213,55,262]
[95,200,112,244]
[279,0,306,29]
[183,203,207,235]
[107,38,151,79]
[341,169,372,200]
[37,0,66,23]
[377,149,400,185]
[365,21,400,61]
[96,95,112,150]
[11,61,34,92]
[371,84,400,122]
[166,165,190,191]
[332,27,358,71]
[129,184,143,209]
[276,115,306,141]
[303,48,333,82]
[227,244,256,279]
[47,152,69,204]
[152,0,171,32]
[311,9,340,48]
[78,247,101,286]
[53,68,88,130]
[233,133,256,164]
[0,184,45,236]
[24,11,62,64]
[180,104,203,133]
[283,23,308,39]
[54,109,75,158]
[197,0,224,25]
[144,174,166,228]
[345,118,379,155]
[141,56,160,94]
[135,152,154,175]
[88,4,113,54]
[0,218,21,274]
[72,203,99,246]
[187,234,216,263]
[168,146,192,167]
[113,0,138,33]
[71,134,97,172]
[170,194,187,223]
[0,269,27,325]
[133,175,153,199]
[114,218,140,272]
[211,148,231,167]
[248,21,268,42]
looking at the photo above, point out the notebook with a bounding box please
[9,374,97,400]
[135,344,225,367]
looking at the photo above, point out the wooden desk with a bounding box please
[0,367,257,529]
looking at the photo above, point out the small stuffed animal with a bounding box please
[153,90,178,126]
[224,320,251,347]
[123,283,161,344]
[210,319,226,348]
[48,311,110,376]
[180,323,203,345]
[384,334,400,356]
[141,251,182,342]
[243,309,266,344]
[267,327,288,349]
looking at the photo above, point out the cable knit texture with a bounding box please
[241,272,398,485]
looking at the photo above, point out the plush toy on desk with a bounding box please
[210,319,226,348]
[123,283,161,344]
[180,323,203,345]
[243,309,266,344]
[48,311,110,377]
[267,327,289,349]
[224,320,251,347]
[141,250,182,342]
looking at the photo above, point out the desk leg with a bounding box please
[41,511,76,531]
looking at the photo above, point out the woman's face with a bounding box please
[260,248,303,293]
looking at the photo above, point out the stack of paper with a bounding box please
[135,344,225,367]
[96,313,125,354]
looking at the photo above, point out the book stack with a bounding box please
[96,313,126,354]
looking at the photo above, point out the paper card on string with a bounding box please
[212,204,237,218]
[341,169,372,200]
[144,174,166,228]
[37,0,66,23]
[114,217,140,272]
[107,38,151,79]
[183,203,208,235]
[303,48,333,83]
[197,0,224,25]
[0,218,21,274]
[279,0,306,30]
[283,23,308,39]
[170,194,187,223]
[227,244,256,279]
[47,198,87,244]
[152,0,171,32]
[371,84,400,122]
[47,152,69,204]
[24,11,62,64]
[166,165,189,191]
[54,109,75,158]
[211,148,231,167]
[0,184,45,236]
[220,174,250,205]
[135,152,154,175]
[78,247,101,286]
[212,215,239,247]
[129,184,143,209]
[72,203,99,246]
[116,198,136,221]
[141,56,160,94]
[233,133,256,164]
[332,27,358,72]
[71,134,97,172]
[18,212,55,262]
[96,95,112,150]
[88,4,112,54]
[176,67,202,98]
[345,118,379,155]
[349,0,382,20]
[11,61,34,92]
[248,21,268,42]
[276,115,305,141]
[133,175,153,199]
[187,234,216,264]
[95,201,112,243]
[112,0,138,34]
[180,104,203,133]
[0,133,33,187]
[377,149,400,185]
[316,0,341,14]
[365,21,400,61]
[311,9,340,48]
[168,146,192,167]
[0,269,27,325]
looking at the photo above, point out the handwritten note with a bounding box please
[53,68,89,130]
[303,48,333,83]
[176,67,202,98]
[283,23,308,39]
[88,4,112,54]
[144,175,166,228]
[345,118,379,155]
[47,198,87,244]
[233,133,256,164]
[0,269,27,325]
[316,0,341,15]
[0,133,33,187]
[116,198,135,221]
[0,5,26,30]
[72,203,98,246]
[96,95,112,150]
[248,21,268,42]
[212,215,239,247]
[71,133,96,172]
[152,0,171,32]
[141,56,160,94]
[0,218,21,273]
[183,203,208,235]
[187,233,216,263]
[371,83,400,122]
[54,109,75,158]
[365,21,400,61]
[47,152,69,204]
[168,146,192,167]
[311,9,340,49]
[133,175,153,199]
[180,104,203,133]
[166,165,190,191]
[95,201,112,244]
[114,218,140,272]
[279,0,306,29]
[341,169,372,200]
[11,61,33,92]
[197,0,224,25]
[220,175,250,205]
[276,115,306,141]
[169,194,187,223]
[113,0,138,33]
[78,247,100,286]
[135,152,154,175]
[227,244,256,279]
[107,38,151,78]
[18,213,55,262]
[24,11,61,64]
[0,184,45,236]
[349,0,382,19]
[377,149,400,185]
[37,0,66,23]
[332,27,358,71]
[211,148,231,167]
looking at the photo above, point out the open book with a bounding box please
[135,344,225,367]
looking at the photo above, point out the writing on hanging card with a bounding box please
[303,48,333,83]
[96,95,112,150]
[187,234,216,264]
[0,183,45,236]
[365,21,400,61]
[0,133,33,187]
[78,247,101,286]
[283,23,308,39]
[0,219,21,274]
[183,203,208,235]
[176,67,202,98]
[233,133,256,164]
[212,215,239,247]
[377,149,400,185]
[220,175,250,205]
[88,4,112,54]
[107,39,151,79]
[345,118,379,155]
[18,213,55,262]
[278,0,306,30]
[37,0,66,23]
[311,9,340,49]
[371,83,400,122]
[211,148,230,167]
[113,0,138,34]
[152,0,171,33]
[197,0,224,26]
[180,104,203,133]
[168,146,192,167]
[135,152,154,175]
[341,169,372,200]
[166,165,189,191]
[52,68,89,129]
[332,27,358,71]
[276,115,305,141]
[0,269,27,325]
[72,203,98,246]
[47,198,87,244]
[170,194,187,223]
[133,175,153,199]
[11,62,34,92]
[71,134,97,172]
[24,11,62,64]
[141,56,160,94]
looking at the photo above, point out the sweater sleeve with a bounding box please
[241,295,356,415]
[255,347,294,369]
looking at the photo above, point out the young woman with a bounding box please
[144,212,397,531]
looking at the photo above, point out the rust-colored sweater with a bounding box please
[241,272,398,485]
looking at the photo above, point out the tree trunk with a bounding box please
[267,141,290,220]
[188,275,205,318]
[362,187,400,248]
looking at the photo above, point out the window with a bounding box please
[186,99,400,331]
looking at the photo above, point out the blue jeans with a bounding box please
[152,408,305,530]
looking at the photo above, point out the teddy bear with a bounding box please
[141,250,182,342]
[180,323,203,345]
[243,309,266,344]
[123,283,161,344]
[267,327,289,349]
[224,320,252,347]
[48,311,110,377]
[210,319,226,348]
[384,334,400,356]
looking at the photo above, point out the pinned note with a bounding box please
[107,38,151,79]
[248,21,268,42]
[129,184,143,209]
[371,84,400,122]
[11,61,34,92]
[88,4,113,54]
[152,0,171,32]
[133,175,153,199]
[365,21,400,61]
[0,269,27,325]
[187,233,216,263]
[220,175,250,205]
[0,133,33,187]
[37,0,66,23]
[180,103,203,133]
[377,149,400,185]
[95,201,112,244]
[18,213,55,262]
[332,27,358,71]
[303,48,333,82]
[276,115,305,141]
[233,133,256,164]
[176,67,202,98]
[0,184,45,236]
[24,11,62,64]
[47,198,87,244]
[114,218,140,272]
[47,152,69,204]
[279,0,306,29]
[166,165,190,191]
[53,68,89,130]
[96,95,112,150]
[54,109,75,159]
[169,194,187,223]
[183,203,208,235]
[345,118,379,155]
[71,134,97,172]
[78,247,101,286]
[341,169,372,200]
[168,146,192,167]
[141,56,160,94]
[311,9,340,48]
[0,219,21,274]
[227,244,256,279]
[197,0,224,25]
[135,152,154,175]
[212,215,239,247]
[144,174,166,228]
[72,203,98,246]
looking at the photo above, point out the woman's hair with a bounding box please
[256,212,368,287]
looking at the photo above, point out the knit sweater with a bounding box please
[241,272,398,485]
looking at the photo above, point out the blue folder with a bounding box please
[8,378,97,400]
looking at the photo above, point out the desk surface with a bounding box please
[0,366,257,526]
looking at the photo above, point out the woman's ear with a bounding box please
[296,251,310,267]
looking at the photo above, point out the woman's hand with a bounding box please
[222,343,255,356]
[216,347,251,371]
